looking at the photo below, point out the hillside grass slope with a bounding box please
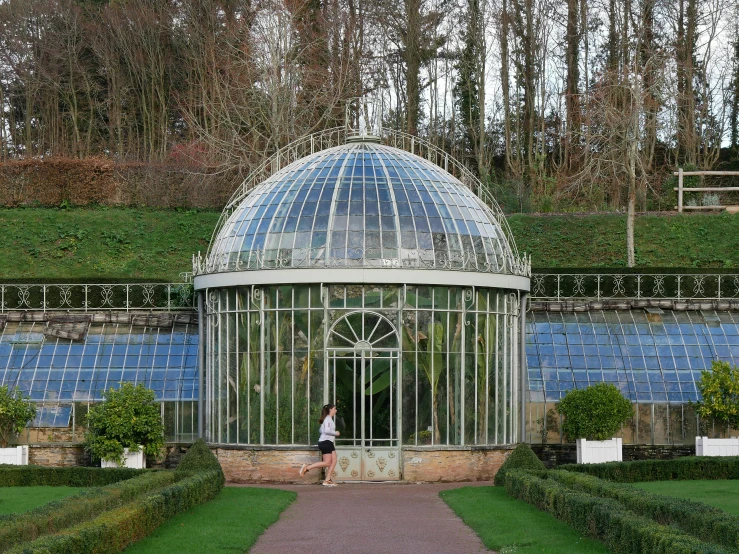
[1,208,737,281]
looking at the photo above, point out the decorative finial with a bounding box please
[345,97,381,142]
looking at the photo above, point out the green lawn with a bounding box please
[508,212,739,269]
[123,486,295,553]
[0,486,83,515]
[1,208,738,281]
[631,480,739,517]
[440,486,610,554]
[0,207,218,281]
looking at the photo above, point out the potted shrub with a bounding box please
[0,386,36,465]
[557,383,633,464]
[84,383,165,468]
[695,361,739,456]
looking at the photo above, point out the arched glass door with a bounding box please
[327,311,400,480]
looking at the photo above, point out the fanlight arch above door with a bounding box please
[328,311,399,351]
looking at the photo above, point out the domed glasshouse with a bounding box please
[193,117,531,481]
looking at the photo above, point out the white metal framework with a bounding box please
[197,128,530,479]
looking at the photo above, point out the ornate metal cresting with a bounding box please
[193,248,531,277]
[530,273,739,302]
[0,283,195,313]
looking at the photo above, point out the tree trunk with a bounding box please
[405,0,421,135]
[501,0,513,174]
[565,0,579,171]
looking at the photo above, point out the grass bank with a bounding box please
[508,212,739,269]
[0,486,82,515]
[1,207,738,281]
[0,207,218,281]
[123,486,295,553]
[440,486,609,554]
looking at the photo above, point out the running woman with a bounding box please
[299,404,340,486]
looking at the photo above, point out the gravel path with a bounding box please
[242,482,494,554]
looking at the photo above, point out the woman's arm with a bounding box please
[320,419,337,436]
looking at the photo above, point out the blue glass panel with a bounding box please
[529,310,733,407]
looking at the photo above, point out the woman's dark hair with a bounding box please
[319,404,335,424]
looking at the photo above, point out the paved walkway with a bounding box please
[243,482,493,554]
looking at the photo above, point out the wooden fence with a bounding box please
[674,169,739,212]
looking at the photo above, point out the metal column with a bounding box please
[197,290,205,439]
[519,293,529,444]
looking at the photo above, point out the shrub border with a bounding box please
[0,470,181,551]
[7,470,224,554]
[547,469,739,551]
[559,456,739,483]
[504,469,733,554]
[0,466,145,488]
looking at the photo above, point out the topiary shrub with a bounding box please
[177,439,223,475]
[696,360,739,433]
[0,386,36,448]
[557,383,633,441]
[84,383,165,466]
[494,443,546,486]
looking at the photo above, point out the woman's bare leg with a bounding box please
[326,451,338,482]
[303,454,331,475]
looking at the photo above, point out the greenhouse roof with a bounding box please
[203,141,524,278]
[527,310,739,403]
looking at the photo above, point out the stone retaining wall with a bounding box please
[28,444,90,467]
[401,447,513,482]
[211,445,514,483]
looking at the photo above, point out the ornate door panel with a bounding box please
[328,311,400,481]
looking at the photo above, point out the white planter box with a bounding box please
[695,436,739,457]
[0,446,28,465]
[101,447,145,469]
[576,438,623,464]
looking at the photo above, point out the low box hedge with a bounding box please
[547,470,739,551]
[0,470,181,551]
[7,469,224,554]
[504,469,733,554]
[0,466,145,488]
[559,456,739,483]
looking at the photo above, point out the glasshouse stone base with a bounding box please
[27,445,90,467]
[210,445,514,483]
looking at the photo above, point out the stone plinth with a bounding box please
[212,445,513,483]
[401,447,512,482]
[28,444,90,467]
[212,447,324,484]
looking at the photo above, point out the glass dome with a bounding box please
[205,141,519,275]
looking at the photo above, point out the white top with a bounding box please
[318,416,337,443]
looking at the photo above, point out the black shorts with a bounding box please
[318,440,336,455]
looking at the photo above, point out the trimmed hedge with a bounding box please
[0,470,181,551]
[504,469,733,554]
[547,470,739,551]
[176,439,223,475]
[0,466,145,487]
[559,457,739,483]
[494,443,546,486]
[7,469,224,554]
